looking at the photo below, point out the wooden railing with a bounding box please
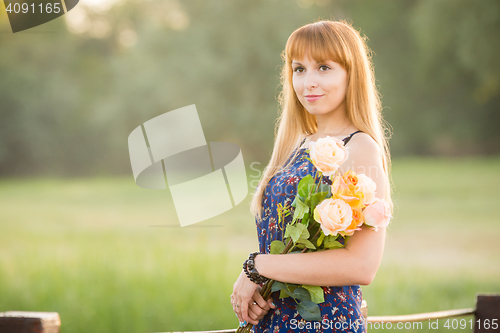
[160,293,499,333]
[0,294,497,332]
[0,311,60,333]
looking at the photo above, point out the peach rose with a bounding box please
[343,169,359,186]
[356,173,377,206]
[340,208,364,237]
[331,171,364,210]
[308,136,349,177]
[363,198,392,231]
[313,198,353,236]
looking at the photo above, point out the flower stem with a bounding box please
[311,226,322,239]
[315,174,323,192]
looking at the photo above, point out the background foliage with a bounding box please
[0,0,499,176]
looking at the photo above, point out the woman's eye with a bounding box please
[293,67,305,73]
[319,65,330,71]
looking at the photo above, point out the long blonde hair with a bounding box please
[250,19,393,220]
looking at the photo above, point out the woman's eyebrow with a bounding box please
[292,60,329,65]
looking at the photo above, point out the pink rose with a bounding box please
[308,136,349,177]
[363,198,391,231]
[313,198,353,236]
[356,173,377,206]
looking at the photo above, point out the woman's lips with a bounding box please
[305,95,323,102]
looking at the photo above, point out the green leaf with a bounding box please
[296,299,322,321]
[279,289,291,299]
[295,243,305,249]
[271,281,286,293]
[313,206,321,223]
[301,212,310,227]
[285,283,298,294]
[302,285,325,304]
[325,240,344,249]
[310,191,328,210]
[271,281,286,292]
[270,240,285,254]
[322,235,345,249]
[288,223,310,243]
[291,286,311,301]
[316,232,325,247]
[292,197,309,221]
[284,224,293,239]
[295,223,310,240]
[277,281,298,299]
[277,282,297,299]
[307,183,315,196]
[286,224,300,243]
[318,182,332,194]
[297,175,314,198]
[296,238,316,249]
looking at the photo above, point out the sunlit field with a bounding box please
[1,156,499,333]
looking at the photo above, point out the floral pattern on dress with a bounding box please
[252,135,366,333]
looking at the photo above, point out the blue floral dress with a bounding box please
[252,131,366,333]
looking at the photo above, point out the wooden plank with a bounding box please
[161,330,236,333]
[361,299,368,319]
[474,294,500,333]
[0,311,60,333]
[367,308,474,323]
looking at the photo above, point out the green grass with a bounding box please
[1,156,499,333]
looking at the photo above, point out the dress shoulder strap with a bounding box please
[342,130,363,146]
[298,131,363,149]
[298,137,307,149]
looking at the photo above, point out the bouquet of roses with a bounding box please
[236,136,391,332]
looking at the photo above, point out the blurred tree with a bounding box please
[409,0,500,154]
[0,0,499,177]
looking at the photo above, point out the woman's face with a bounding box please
[292,56,348,116]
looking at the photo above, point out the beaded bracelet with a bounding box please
[243,252,269,285]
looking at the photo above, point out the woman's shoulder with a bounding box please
[346,132,381,154]
[343,132,383,172]
[343,132,387,199]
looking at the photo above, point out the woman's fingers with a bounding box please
[235,298,271,326]
[252,290,270,311]
[238,295,257,326]
[231,292,245,324]
[240,301,254,326]
[232,297,243,323]
[248,293,277,322]
[247,304,261,325]
[252,289,276,315]
[268,297,276,309]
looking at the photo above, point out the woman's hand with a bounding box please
[231,270,276,326]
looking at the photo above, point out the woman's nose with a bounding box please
[304,73,318,89]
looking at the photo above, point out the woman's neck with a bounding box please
[314,110,355,137]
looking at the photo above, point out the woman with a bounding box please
[231,19,393,332]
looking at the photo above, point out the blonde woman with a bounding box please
[231,20,393,332]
